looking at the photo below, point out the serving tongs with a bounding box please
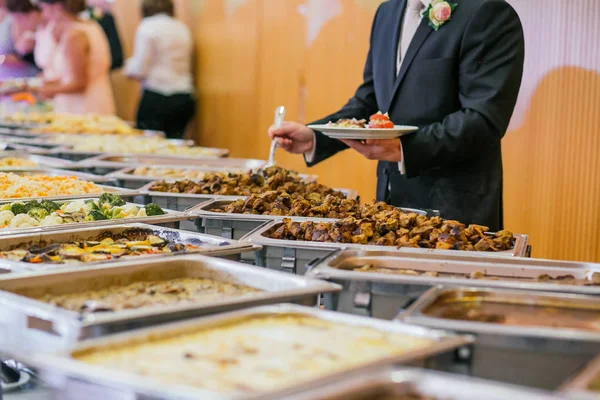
[267,106,286,167]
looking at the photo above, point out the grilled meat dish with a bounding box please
[268,214,515,252]
[148,166,345,198]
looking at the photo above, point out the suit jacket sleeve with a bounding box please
[305,5,383,167]
[400,0,525,177]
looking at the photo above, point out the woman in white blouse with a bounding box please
[125,0,195,139]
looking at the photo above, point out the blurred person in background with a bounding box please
[0,0,40,79]
[83,0,123,71]
[34,0,115,115]
[125,0,195,139]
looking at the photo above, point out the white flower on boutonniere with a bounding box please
[423,0,457,31]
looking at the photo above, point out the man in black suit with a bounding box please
[269,0,525,231]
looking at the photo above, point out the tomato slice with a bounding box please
[368,120,394,129]
[369,112,389,121]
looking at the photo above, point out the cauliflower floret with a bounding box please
[40,215,64,226]
[0,210,15,226]
[8,214,40,228]
[62,200,86,214]
[122,203,139,217]
[136,208,147,218]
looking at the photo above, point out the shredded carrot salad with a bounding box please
[0,173,103,199]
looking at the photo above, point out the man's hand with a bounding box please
[268,121,315,154]
[340,138,403,162]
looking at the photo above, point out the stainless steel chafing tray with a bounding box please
[307,249,600,319]
[0,151,73,171]
[276,367,564,400]
[107,162,270,189]
[0,223,239,270]
[398,286,600,390]
[0,185,139,204]
[14,304,471,400]
[136,174,325,212]
[0,203,192,237]
[48,145,230,162]
[74,154,266,170]
[243,220,529,275]
[560,354,600,400]
[2,168,115,184]
[0,259,340,354]
[0,135,59,150]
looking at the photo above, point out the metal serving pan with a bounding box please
[0,186,139,204]
[189,192,365,237]
[0,223,255,270]
[2,168,115,184]
[277,367,564,400]
[107,162,270,189]
[307,249,600,319]
[0,259,340,354]
[14,303,471,400]
[136,174,325,212]
[74,154,266,170]
[243,220,529,275]
[398,286,600,390]
[560,354,600,400]
[0,199,192,237]
[0,135,58,149]
[0,151,72,171]
[48,146,229,162]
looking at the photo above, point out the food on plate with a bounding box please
[348,265,600,286]
[34,277,260,313]
[327,118,367,128]
[0,157,37,168]
[326,111,395,129]
[368,112,395,129]
[131,166,241,180]
[0,172,102,199]
[0,228,200,265]
[149,166,346,198]
[48,134,222,157]
[2,111,54,125]
[73,314,434,394]
[0,195,165,229]
[268,214,515,252]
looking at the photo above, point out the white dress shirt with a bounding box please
[305,0,430,174]
[124,14,193,95]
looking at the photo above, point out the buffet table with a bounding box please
[0,111,598,400]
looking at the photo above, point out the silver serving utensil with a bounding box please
[267,106,286,167]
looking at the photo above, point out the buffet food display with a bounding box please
[48,134,225,157]
[0,194,163,228]
[148,166,344,197]
[1,109,597,400]
[0,172,102,199]
[0,229,199,265]
[268,215,514,251]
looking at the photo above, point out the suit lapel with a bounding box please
[379,0,406,111]
[387,18,433,110]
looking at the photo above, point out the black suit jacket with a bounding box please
[307,0,525,231]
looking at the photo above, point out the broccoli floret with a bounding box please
[27,208,49,221]
[99,193,126,207]
[144,203,165,216]
[24,201,40,212]
[10,202,28,215]
[84,210,108,221]
[40,200,62,214]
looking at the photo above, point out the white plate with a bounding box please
[308,124,418,140]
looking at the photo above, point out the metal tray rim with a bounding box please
[0,185,140,204]
[399,285,600,342]
[306,249,600,295]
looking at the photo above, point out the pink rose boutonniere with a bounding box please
[423,0,458,31]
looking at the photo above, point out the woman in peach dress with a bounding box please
[35,0,115,115]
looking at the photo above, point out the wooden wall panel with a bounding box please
[111,0,600,261]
